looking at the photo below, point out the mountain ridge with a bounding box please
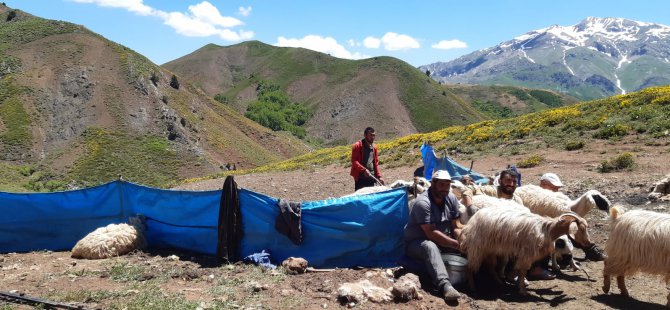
[423,17,670,100]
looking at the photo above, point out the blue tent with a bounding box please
[421,142,489,184]
[0,180,408,268]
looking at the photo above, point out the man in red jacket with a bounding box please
[350,127,384,190]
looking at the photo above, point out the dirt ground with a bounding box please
[2,141,670,309]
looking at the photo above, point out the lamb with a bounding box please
[602,206,670,307]
[514,184,611,218]
[552,235,580,273]
[459,207,586,295]
[71,216,146,259]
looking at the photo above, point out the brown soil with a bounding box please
[2,142,670,309]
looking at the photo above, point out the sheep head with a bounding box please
[570,190,610,217]
[550,212,586,241]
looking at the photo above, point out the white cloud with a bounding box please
[363,36,381,49]
[238,6,252,17]
[432,39,468,50]
[72,0,154,15]
[381,32,420,51]
[73,0,252,41]
[347,39,356,47]
[275,35,369,60]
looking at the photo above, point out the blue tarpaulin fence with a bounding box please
[0,180,408,268]
[421,142,490,184]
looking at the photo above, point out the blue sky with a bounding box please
[12,0,670,67]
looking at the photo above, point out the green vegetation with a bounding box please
[196,86,670,177]
[597,152,636,172]
[0,12,82,53]
[564,140,585,151]
[516,154,544,168]
[70,128,186,187]
[529,89,564,107]
[472,100,514,118]
[0,75,31,155]
[244,80,311,138]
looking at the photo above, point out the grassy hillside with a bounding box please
[0,7,309,192]
[164,41,489,144]
[166,41,578,145]
[185,85,669,181]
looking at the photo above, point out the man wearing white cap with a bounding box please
[539,173,563,192]
[404,170,466,301]
[539,172,607,261]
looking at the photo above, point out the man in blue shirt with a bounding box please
[404,170,465,301]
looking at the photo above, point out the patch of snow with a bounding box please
[612,44,628,94]
[562,47,575,75]
[519,40,535,63]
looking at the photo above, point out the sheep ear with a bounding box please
[610,205,626,220]
[592,193,610,211]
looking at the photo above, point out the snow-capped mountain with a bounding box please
[422,17,670,100]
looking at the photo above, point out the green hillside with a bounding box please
[0,7,309,192]
[189,85,669,180]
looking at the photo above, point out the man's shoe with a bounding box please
[584,243,607,261]
[442,284,461,301]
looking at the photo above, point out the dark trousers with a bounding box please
[354,176,376,190]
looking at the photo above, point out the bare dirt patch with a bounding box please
[3,142,670,309]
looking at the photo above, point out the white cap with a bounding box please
[432,170,452,181]
[540,173,564,187]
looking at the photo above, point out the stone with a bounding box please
[281,257,308,274]
[392,273,422,302]
[337,279,393,304]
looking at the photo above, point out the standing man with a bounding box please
[350,127,384,190]
[404,170,464,301]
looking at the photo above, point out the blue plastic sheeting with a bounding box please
[0,181,221,255]
[1,180,410,268]
[0,182,124,253]
[239,187,409,268]
[421,142,489,184]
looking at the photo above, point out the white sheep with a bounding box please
[514,185,611,218]
[459,207,586,295]
[343,178,429,198]
[602,206,670,307]
[457,194,528,225]
[71,216,146,259]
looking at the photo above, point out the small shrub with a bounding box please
[564,140,584,151]
[160,95,168,104]
[593,123,629,139]
[214,93,228,104]
[597,152,635,172]
[169,75,179,89]
[6,10,16,22]
[516,154,544,168]
[149,72,159,86]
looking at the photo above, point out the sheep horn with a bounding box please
[558,212,580,223]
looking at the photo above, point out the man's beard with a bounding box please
[500,185,516,196]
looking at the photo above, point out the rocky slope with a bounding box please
[0,5,309,190]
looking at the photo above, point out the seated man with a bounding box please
[539,172,563,192]
[467,169,555,281]
[540,172,607,261]
[404,170,465,301]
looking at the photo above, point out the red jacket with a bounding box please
[350,139,381,182]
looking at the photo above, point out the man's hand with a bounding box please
[378,177,385,185]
